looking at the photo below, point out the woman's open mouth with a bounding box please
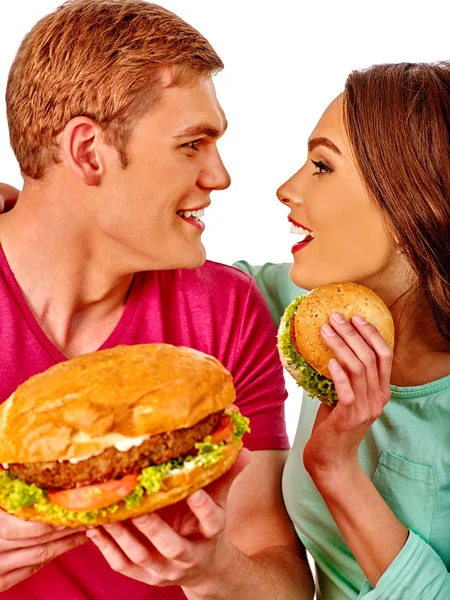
[289,218,315,254]
[177,208,206,232]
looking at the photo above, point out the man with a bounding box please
[0,1,313,599]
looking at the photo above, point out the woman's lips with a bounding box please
[289,217,314,254]
[292,240,312,254]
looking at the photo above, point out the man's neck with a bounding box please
[0,187,133,358]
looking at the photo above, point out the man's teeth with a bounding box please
[179,209,205,219]
[290,223,315,240]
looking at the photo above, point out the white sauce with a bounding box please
[2,433,151,468]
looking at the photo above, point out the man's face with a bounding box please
[98,76,230,272]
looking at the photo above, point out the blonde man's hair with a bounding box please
[6,0,224,179]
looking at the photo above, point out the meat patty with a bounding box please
[9,411,223,489]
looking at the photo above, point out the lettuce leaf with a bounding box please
[279,296,337,406]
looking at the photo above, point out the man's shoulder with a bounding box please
[197,260,254,284]
[145,260,253,289]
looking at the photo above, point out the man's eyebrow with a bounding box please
[308,136,341,155]
[173,121,228,139]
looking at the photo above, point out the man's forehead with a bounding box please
[154,79,227,137]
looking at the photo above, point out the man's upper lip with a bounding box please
[288,216,313,232]
[178,203,210,212]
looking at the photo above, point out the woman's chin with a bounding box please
[288,263,317,291]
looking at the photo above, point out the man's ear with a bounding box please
[61,117,106,186]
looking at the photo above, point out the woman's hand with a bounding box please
[0,509,87,592]
[303,312,393,481]
[86,449,251,596]
[0,183,20,213]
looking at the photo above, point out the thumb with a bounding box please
[205,447,251,509]
[311,402,334,433]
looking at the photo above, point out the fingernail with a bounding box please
[133,514,151,526]
[321,324,336,336]
[328,358,340,371]
[189,491,205,506]
[331,312,346,324]
[85,529,97,539]
[352,315,367,325]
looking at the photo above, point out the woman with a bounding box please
[239,61,450,598]
[1,62,449,599]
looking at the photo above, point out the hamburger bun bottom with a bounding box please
[0,441,243,527]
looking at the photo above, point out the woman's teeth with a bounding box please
[290,223,315,241]
[178,209,205,219]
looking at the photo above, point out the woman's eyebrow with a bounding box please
[308,136,341,155]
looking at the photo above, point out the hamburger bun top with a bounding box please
[0,344,235,464]
[294,282,395,378]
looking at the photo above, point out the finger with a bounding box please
[351,316,393,396]
[321,321,368,401]
[0,532,87,574]
[204,447,251,509]
[0,509,69,541]
[86,527,135,570]
[0,564,46,593]
[327,359,356,408]
[311,402,334,432]
[0,183,20,213]
[329,313,381,400]
[186,489,226,539]
[130,513,195,564]
[0,526,87,551]
[329,314,379,389]
[87,527,160,583]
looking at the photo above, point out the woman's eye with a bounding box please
[311,159,332,175]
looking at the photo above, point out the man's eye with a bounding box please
[184,139,202,151]
[311,159,332,175]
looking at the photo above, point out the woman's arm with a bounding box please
[305,313,449,597]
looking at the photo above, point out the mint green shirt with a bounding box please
[234,261,450,599]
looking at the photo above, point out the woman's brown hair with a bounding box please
[343,62,450,343]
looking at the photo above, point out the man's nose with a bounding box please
[198,151,231,191]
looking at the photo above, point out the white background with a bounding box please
[1,1,449,442]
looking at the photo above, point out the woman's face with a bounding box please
[277,94,397,292]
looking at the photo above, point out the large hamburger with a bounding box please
[0,344,249,527]
[278,282,395,406]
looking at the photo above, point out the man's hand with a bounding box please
[0,183,20,213]
[0,508,87,592]
[86,449,251,595]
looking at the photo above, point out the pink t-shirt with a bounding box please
[0,246,289,599]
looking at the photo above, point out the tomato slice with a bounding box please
[47,473,139,512]
[210,414,235,445]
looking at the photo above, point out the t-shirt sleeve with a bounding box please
[233,261,305,325]
[231,277,290,451]
[357,531,450,599]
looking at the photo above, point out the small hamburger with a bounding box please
[277,282,395,406]
[0,344,249,527]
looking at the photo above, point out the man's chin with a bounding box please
[163,246,206,271]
